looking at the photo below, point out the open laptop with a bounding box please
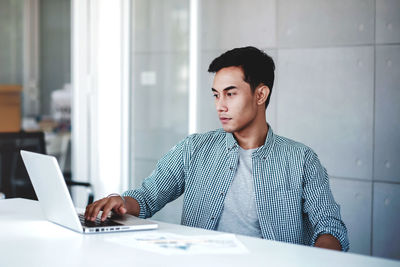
[20,150,158,234]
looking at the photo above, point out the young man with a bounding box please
[85,46,349,251]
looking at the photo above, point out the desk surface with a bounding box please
[0,198,398,267]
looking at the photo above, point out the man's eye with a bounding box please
[227,92,233,96]
[213,94,218,98]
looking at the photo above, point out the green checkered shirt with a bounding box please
[123,126,349,251]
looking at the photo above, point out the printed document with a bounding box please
[106,232,249,255]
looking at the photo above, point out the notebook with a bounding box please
[20,150,158,234]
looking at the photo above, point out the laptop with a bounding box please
[20,150,158,234]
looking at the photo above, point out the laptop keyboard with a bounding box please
[78,214,122,228]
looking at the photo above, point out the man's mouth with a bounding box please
[219,117,231,124]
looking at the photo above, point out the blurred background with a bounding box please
[0,0,399,260]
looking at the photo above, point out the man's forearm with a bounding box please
[314,234,342,251]
[124,196,141,217]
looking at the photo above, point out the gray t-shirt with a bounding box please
[216,147,263,238]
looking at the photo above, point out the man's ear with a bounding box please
[256,85,270,106]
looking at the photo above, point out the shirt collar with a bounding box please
[226,131,239,151]
[225,124,275,159]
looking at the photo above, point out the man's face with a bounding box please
[212,66,259,134]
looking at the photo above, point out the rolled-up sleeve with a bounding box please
[122,136,190,219]
[302,149,350,251]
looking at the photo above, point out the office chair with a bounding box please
[0,131,94,204]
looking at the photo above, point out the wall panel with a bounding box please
[276,47,374,180]
[374,45,400,182]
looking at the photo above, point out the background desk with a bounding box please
[1,198,398,267]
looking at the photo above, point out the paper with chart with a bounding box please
[105,232,249,255]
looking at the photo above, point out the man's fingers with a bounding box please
[101,201,116,221]
[118,206,127,214]
[84,202,95,219]
[84,196,125,221]
[89,202,103,221]
[112,205,127,216]
[85,198,107,221]
[85,201,97,218]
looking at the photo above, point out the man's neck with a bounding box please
[233,122,269,150]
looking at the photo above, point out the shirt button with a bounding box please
[220,192,224,196]
[211,217,215,220]
[230,167,233,170]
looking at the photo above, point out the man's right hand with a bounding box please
[84,195,127,222]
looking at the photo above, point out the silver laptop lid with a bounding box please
[20,150,83,232]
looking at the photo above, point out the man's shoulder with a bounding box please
[186,128,226,149]
[189,128,226,142]
[272,132,314,154]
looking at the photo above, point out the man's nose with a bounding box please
[216,97,228,112]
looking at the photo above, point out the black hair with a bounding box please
[208,46,275,109]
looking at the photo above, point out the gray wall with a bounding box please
[0,0,23,84]
[130,0,190,225]
[40,0,71,115]
[130,0,400,260]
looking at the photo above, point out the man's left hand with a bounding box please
[315,234,342,251]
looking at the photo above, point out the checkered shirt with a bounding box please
[123,127,350,251]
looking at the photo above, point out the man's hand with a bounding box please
[84,195,140,221]
[315,234,342,251]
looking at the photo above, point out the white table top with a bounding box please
[0,198,399,267]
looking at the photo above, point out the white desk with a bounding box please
[1,198,398,267]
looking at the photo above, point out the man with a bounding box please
[85,46,349,251]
